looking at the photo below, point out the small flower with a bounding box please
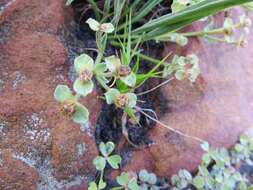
[105,88,137,108]
[223,18,235,43]
[114,94,130,108]
[60,100,76,118]
[237,35,248,48]
[54,85,89,124]
[167,54,200,83]
[105,56,136,87]
[86,18,114,33]
[73,54,95,96]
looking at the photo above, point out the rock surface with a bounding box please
[116,10,253,178]
[0,0,100,189]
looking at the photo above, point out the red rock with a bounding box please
[0,0,100,189]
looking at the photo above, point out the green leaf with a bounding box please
[74,54,94,74]
[133,0,252,39]
[202,153,211,165]
[98,180,107,189]
[54,85,75,103]
[175,69,185,80]
[120,72,136,87]
[88,182,98,190]
[93,156,106,171]
[139,169,149,182]
[148,173,157,185]
[73,79,94,96]
[72,103,89,124]
[86,18,100,31]
[94,63,107,75]
[107,155,122,169]
[105,56,121,73]
[235,144,244,152]
[117,172,129,186]
[127,93,137,108]
[104,88,120,104]
[99,142,115,156]
[193,176,205,189]
[128,178,139,190]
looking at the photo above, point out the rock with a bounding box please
[0,0,101,189]
[116,9,253,178]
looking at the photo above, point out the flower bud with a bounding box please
[79,69,93,83]
[118,65,131,77]
[114,94,129,108]
[60,100,76,117]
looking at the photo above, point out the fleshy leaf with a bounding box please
[139,170,149,182]
[94,63,107,75]
[120,72,136,87]
[74,54,94,74]
[105,88,120,104]
[88,182,98,190]
[128,178,139,190]
[127,93,137,108]
[99,142,115,157]
[193,176,205,189]
[73,79,94,96]
[98,180,107,189]
[107,155,122,169]
[86,18,100,31]
[72,103,89,124]
[54,85,75,103]
[105,56,121,73]
[100,23,115,33]
[116,172,129,186]
[175,69,185,80]
[93,156,106,171]
[148,173,157,185]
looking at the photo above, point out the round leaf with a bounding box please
[98,180,107,189]
[148,173,157,185]
[120,72,136,87]
[86,18,100,31]
[193,176,205,189]
[73,79,94,96]
[88,182,98,190]
[104,88,120,104]
[127,93,137,108]
[100,142,115,156]
[116,172,129,186]
[93,156,106,171]
[54,85,75,103]
[72,103,89,124]
[94,63,107,75]
[74,54,94,74]
[175,69,185,80]
[139,170,149,182]
[107,155,122,169]
[128,178,139,190]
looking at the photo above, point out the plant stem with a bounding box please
[136,106,206,143]
[180,22,242,37]
[137,77,174,96]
